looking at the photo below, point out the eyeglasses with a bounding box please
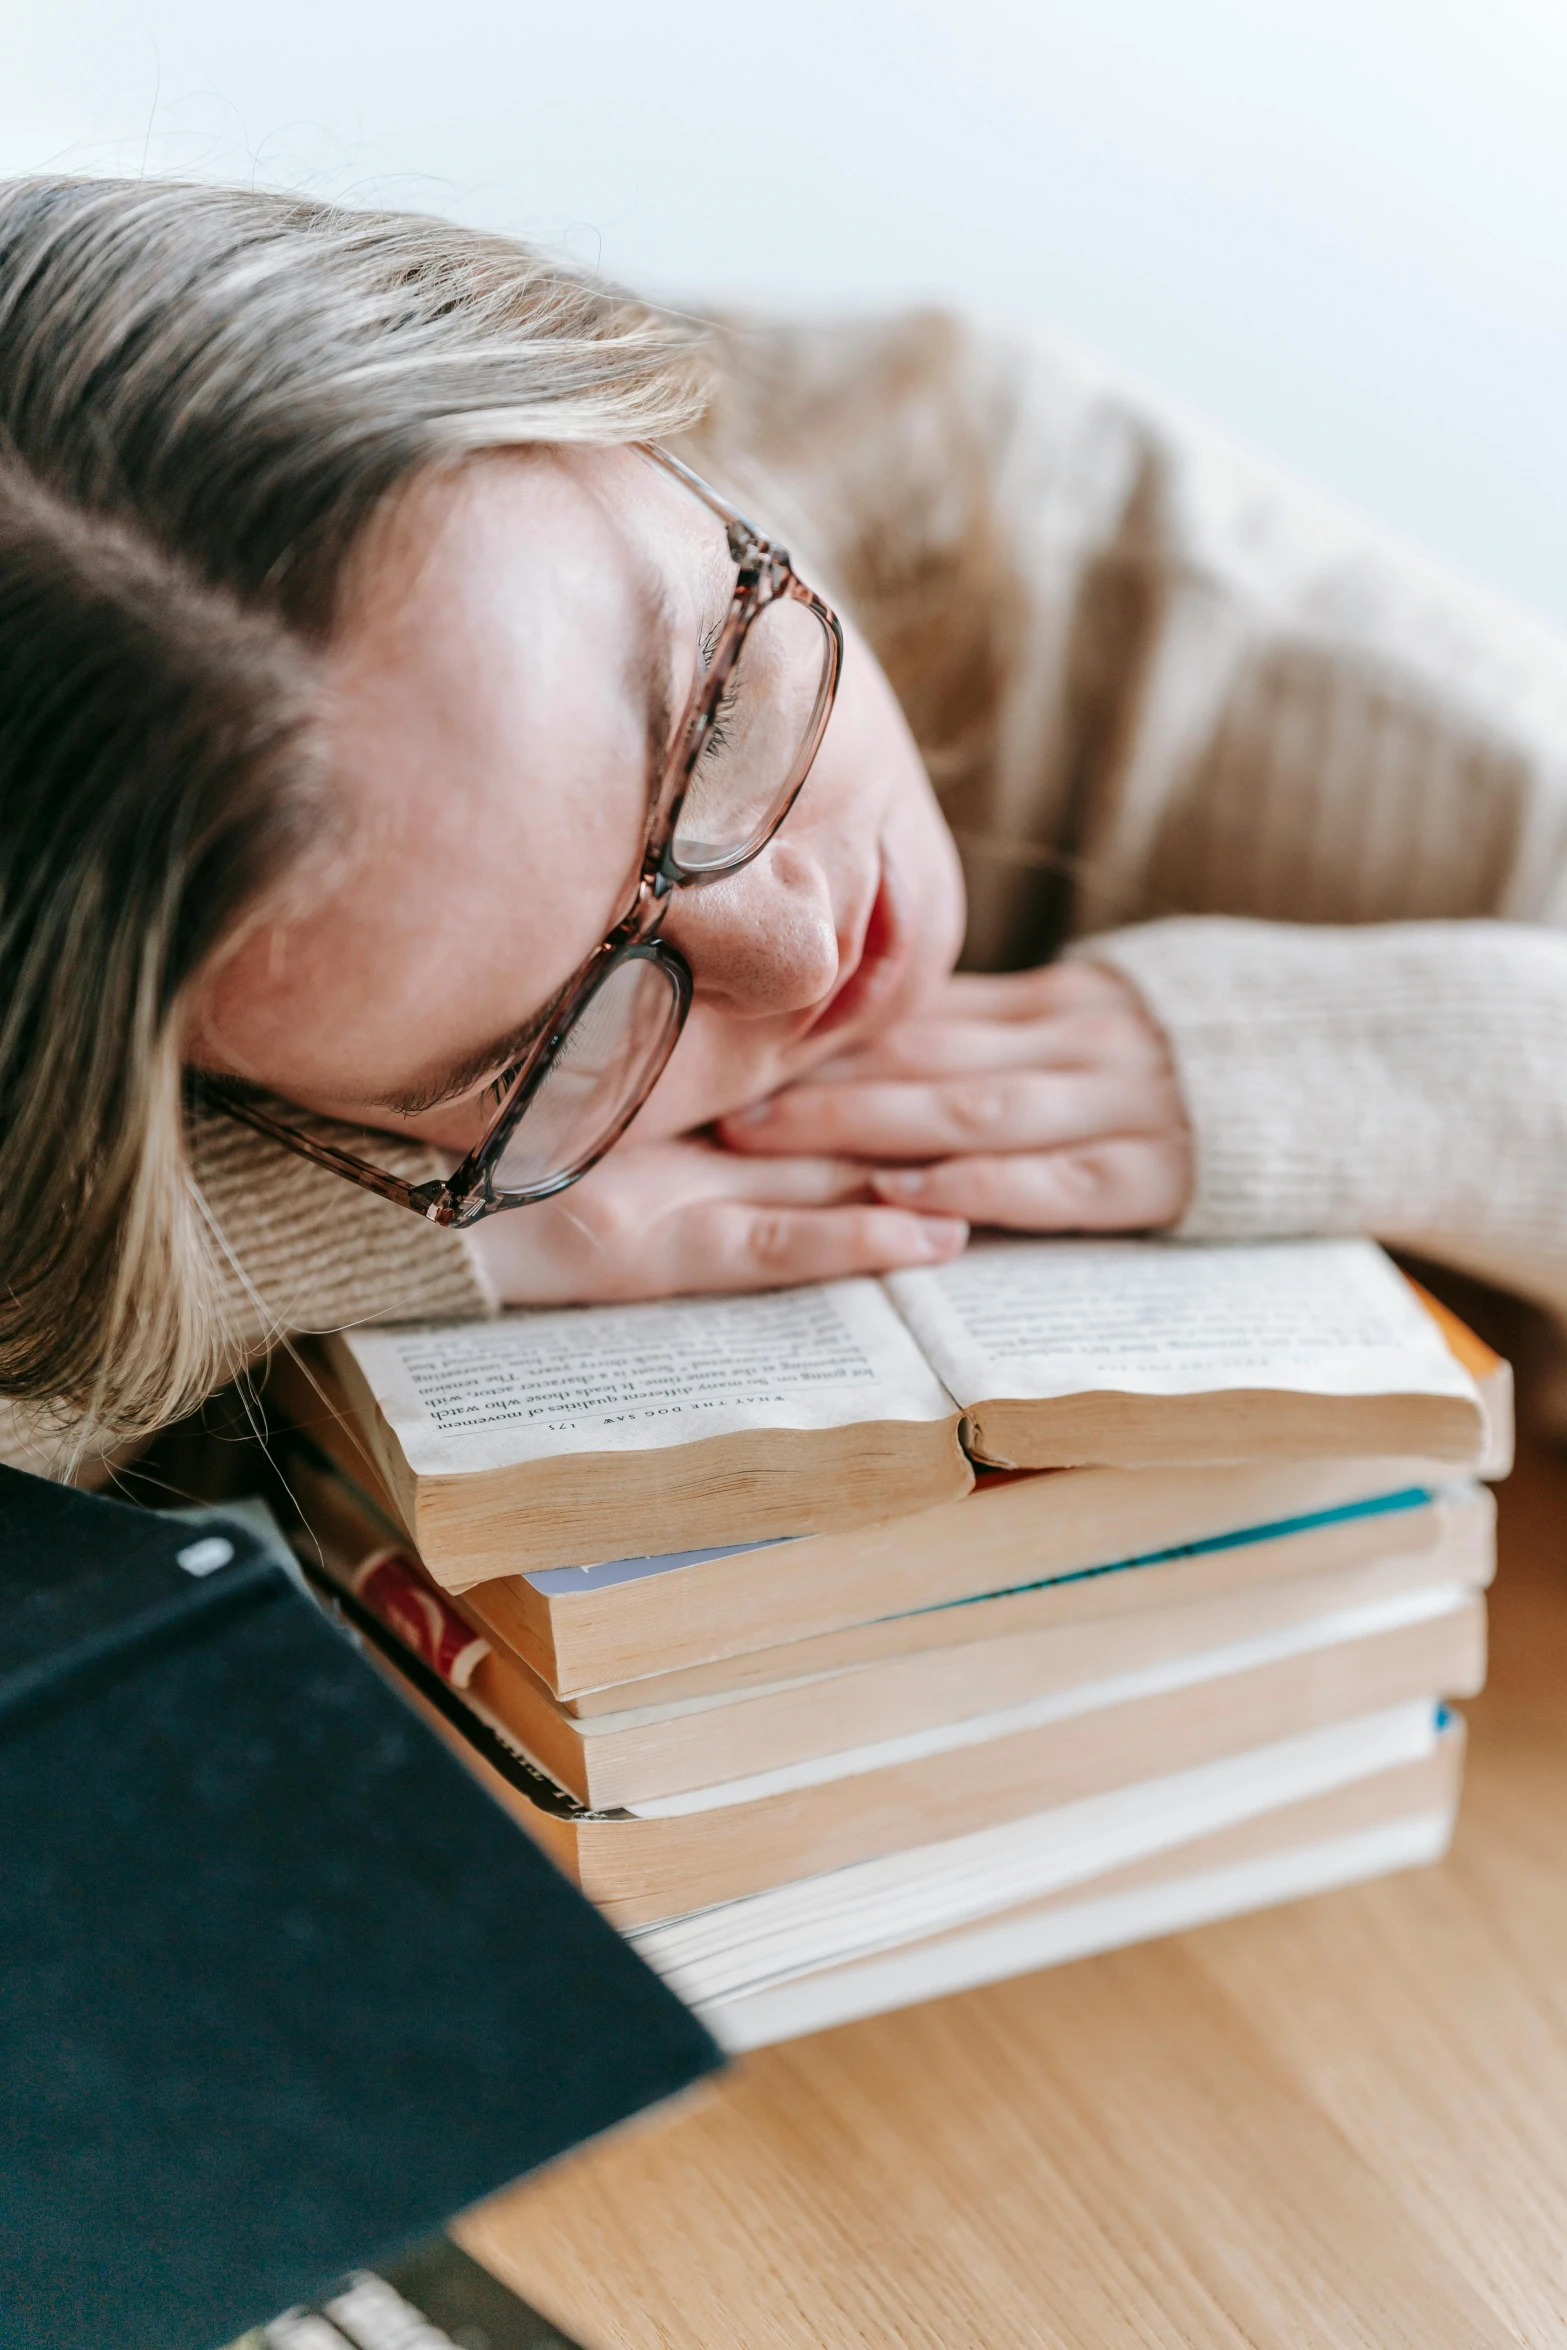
[203,446,844,1228]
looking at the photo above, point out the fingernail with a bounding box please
[873,1168,927,1198]
[725,1098,775,1128]
[917,1215,968,1256]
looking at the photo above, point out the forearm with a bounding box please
[1082,917,1567,1316]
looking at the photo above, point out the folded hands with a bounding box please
[720,960,1191,1237]
[470,961,1193,1307]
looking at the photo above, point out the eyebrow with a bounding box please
[361,588,683,1122]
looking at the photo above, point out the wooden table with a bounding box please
[460,1432,1567,2349]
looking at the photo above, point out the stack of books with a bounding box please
[273,1236,1507,2052]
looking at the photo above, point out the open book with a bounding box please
[323,1237,1490,1590]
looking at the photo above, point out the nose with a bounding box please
[660,835,841,1017]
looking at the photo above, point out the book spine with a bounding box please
[347,1546,492,1692]
[295,1552,621,1825]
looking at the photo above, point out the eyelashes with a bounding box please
[704,675,742,757]
[696,619,742,762]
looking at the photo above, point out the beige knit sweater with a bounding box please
[9,312,1567,1471]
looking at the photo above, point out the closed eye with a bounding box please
[372,1002,560,1119]
[693,614,744,765]
[701,672,743,759]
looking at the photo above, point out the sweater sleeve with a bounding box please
[1080,915,1567,1322]
[920,321,1567,1327]
[187,1106,498,1350]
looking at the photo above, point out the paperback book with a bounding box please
[310,1238,1495,1586]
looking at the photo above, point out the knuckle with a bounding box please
[696,1202,779,1286]
[1036,960,1100,1010]
[1052,1147,1116,1210]
[745,1209,799,1270]
[570,1185,645,1256]
[943,1082,1013,1141]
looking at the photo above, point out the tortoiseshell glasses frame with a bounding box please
[201,445,844,1229]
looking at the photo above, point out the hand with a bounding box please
[717,960,1193,1232]
[465,1135,968,1307]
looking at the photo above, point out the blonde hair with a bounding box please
[0,177,711,1442]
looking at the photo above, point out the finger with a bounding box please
[721,1068,1177,1159]
[605,1144,876,1207]
[869,1137,1192,1231]
[667,1200,969,1291]
[931,962,1118,1021]
[516,1146,877,1293]
[488,1181,966,1306]
[812,1008,1165,1084]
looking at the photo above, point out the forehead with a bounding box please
[332,447,657,839]
[189,446,710,1107]
[330,444,730,803]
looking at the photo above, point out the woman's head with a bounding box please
[189,441,963,1178]
[0,177,963,1440]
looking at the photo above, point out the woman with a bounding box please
[5,176,1567,1474]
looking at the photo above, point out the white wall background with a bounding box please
[6,0,1567,623]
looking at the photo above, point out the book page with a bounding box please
[884,1238,1477,1409]
[341,1278,956,1479]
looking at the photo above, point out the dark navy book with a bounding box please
[0,1462,722,2350]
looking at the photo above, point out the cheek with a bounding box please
[825,643,967,971]
[812,637,905,815]
[816,632,955,859]
[895,767,967,983]
[622,1005,766,1139]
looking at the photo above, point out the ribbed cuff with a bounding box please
[1071,918,1567,1302]
[189,1107,498,1353]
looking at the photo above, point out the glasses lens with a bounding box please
[672,595,835,874]
[489,949,684,1197]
